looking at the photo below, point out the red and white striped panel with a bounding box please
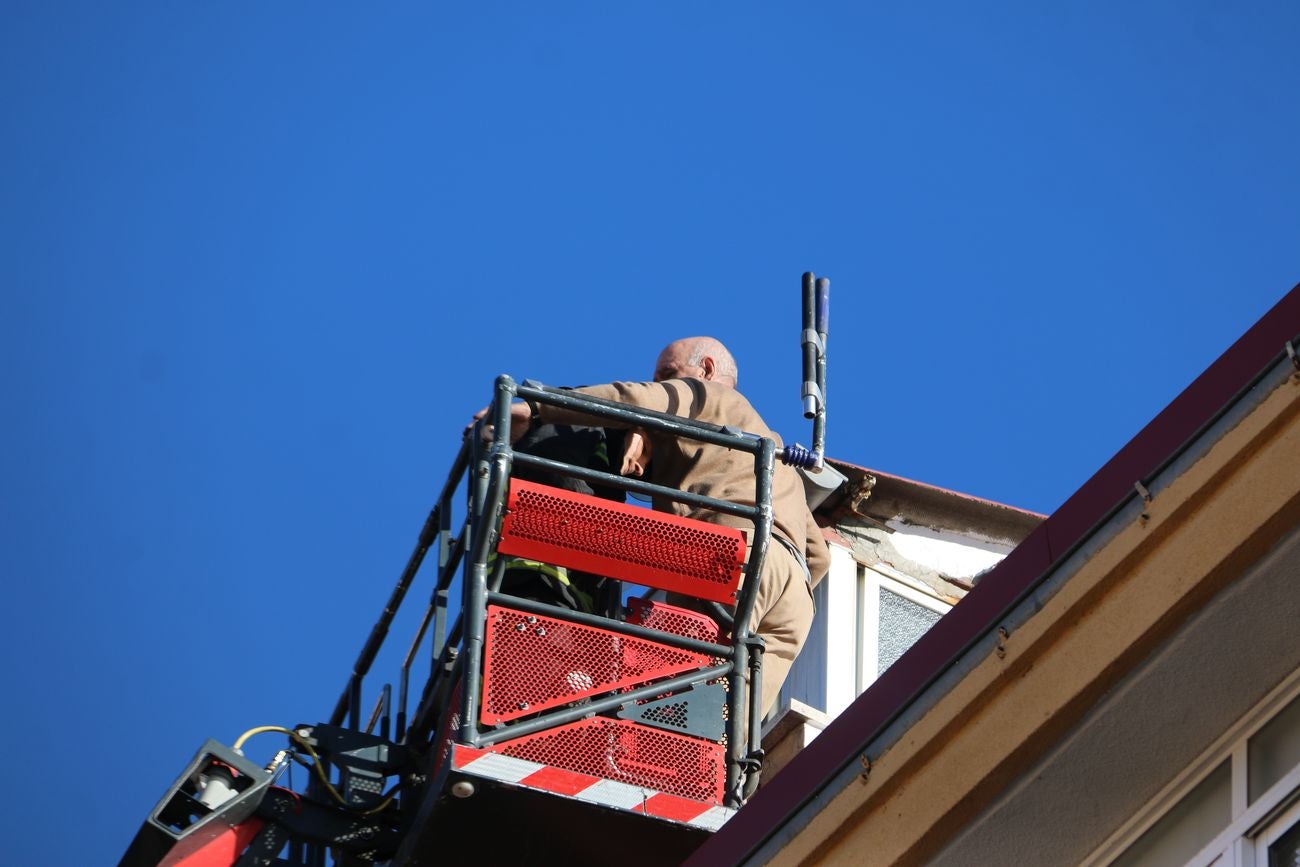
[450,745,736,832]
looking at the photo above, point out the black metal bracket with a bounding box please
[294,724,413,811]
[616,682,728,741]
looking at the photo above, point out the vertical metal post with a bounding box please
[801,272,820,421]
[749,437,775,763]
[726,436,776,806]
[459,375,516,747]
[726,640,748,806]
[748,643,764,765]
[396,682,408,745]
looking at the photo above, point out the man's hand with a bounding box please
[464,401,533,444]
[620,428,652,477]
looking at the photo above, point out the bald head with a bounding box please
[654,336,739,388]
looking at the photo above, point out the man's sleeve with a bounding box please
[535,380,690,427]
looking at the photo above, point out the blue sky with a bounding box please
[2,3,1297,863]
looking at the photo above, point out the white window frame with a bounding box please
[1247,795,1300,867]
[858,561,951,686]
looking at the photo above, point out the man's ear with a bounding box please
[700,356,717,381]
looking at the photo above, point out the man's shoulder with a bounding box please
[698,382,775,433]
[703,379,758,408]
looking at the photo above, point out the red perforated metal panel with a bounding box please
[497,479,745,604]
[626,598,723,644]
[491,718,725,803]
[481,605,714,725]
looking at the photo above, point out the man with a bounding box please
[488,336,830,718]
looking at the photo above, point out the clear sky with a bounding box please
[2,3,1297,863]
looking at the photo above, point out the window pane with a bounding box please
[1250,692,1300,803]
[877,586,942,676]
[1268,819,1300,867]
[1111,761,1231,867]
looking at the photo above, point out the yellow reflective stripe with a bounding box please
[501,556,571,586]
[489,553,595,612]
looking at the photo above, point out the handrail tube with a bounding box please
[328,439,473,728]
[365,687,386,735]
[396,602,436,742]
[431,486,455,660]
[510,452,762,521]
[357,507,436,662]
[431,526,467,662]
[485,591,734,658]
[404,612,466,745]
[475,663,733,748]
[517,384,766,453]
[329,512,434,727]
[434,512,466,594]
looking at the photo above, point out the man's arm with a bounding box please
[535,380,692,428]
[465,401,534,444]
[805,509,832,587]
[465,379,687,445]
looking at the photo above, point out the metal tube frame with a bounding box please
[812,275,829,461]
[332,372,778,809]
[329,440,471,729]
[798,271,830,470]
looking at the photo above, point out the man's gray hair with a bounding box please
[686,337,739,387]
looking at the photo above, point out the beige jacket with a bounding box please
[536,378,831,586]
